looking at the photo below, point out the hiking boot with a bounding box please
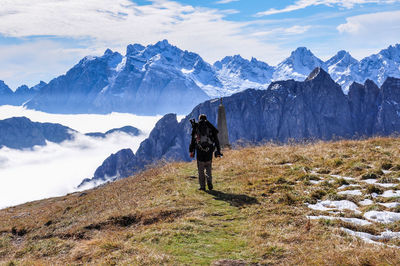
[199,187,206,191]
[207,182,213,190]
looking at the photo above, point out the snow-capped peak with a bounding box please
[325,50,358,68]
[273,47,324,81]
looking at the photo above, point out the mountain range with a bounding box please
[0,41,399,115]
[79,68,400,187]
[0,117,141,149]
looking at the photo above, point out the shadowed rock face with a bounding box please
[348,80,380,136]
[374,77,400,135]
[84,69,400,185]
[0,117,75,149]
[0,81,13,105]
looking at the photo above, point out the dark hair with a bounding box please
[199,114,207,121]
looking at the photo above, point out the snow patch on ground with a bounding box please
[341,228,400,247]
[359,199,374,206]
[338,190,363,196]
[382,190,400,198]
[379,202,400,208]
[330,174,355,181]
[308,200,360,213]
[364,211,400,224]
[338,184,359,190]
[307,215,372,226]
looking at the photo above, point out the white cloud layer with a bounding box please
[0,106,166,209]
[0,105,162,134]
[0,132,146,209]
[256,0,400,16]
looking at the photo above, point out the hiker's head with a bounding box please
[199,114,207,121]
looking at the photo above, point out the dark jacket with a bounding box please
[189,120,221,162]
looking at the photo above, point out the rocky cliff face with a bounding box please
[0,117,75,149]
[79,149,138,187]
[84,69,400,186]
[348,79,380,136]
[0,81,13,105]
[374,77,400,135]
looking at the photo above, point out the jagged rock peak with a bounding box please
[15,85,29,93]
[31,81,47,91]
[364,79,378,87]
[154,39,172,49]
[289,47,319,60]
[0,80,12,95]
[306,67,331,81]
[104,48,113,55]
[382,76,400,88]
[379,43,400,60]
[126,43,145,55]
[325,50,358,66]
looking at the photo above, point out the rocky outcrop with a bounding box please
[0,81,13,105]
[0,81,46,106]
[79,114,187,187]
[348,79,380,136]
[374,77,400,135]
[0,117,75,149]
[79,149,138,187]
[85,126,141,138]
[83,69,400,186]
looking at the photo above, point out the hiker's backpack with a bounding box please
[195,121,214,152]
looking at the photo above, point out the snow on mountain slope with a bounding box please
[3,41,400,111]
[354,44,400,87]
[212,55,274,96]
[273,47,325,81]
[325,50,359,93]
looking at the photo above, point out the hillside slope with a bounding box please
[2,138,400,265]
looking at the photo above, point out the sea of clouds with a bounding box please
[0,105,177,209]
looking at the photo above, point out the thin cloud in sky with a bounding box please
[0,0,279,62]
[337,10,400,34]
[215,0,239,4]
[336,10,400,51]
[252,25,311,37]
[255,0,400,16]
[0,0,398,89]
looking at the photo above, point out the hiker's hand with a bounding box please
[214,150,223,158]
[190,152,195,158]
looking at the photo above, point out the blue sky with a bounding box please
[0,0,399,89]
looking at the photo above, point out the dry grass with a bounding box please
[1,137,400,265]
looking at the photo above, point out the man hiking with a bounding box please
[189,114,222,191]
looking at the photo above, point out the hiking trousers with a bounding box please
[197,160,212,189]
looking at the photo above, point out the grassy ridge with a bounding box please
[1,137,400,265]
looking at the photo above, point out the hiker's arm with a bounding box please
[189,133,195,153]
[213,130,221,152]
